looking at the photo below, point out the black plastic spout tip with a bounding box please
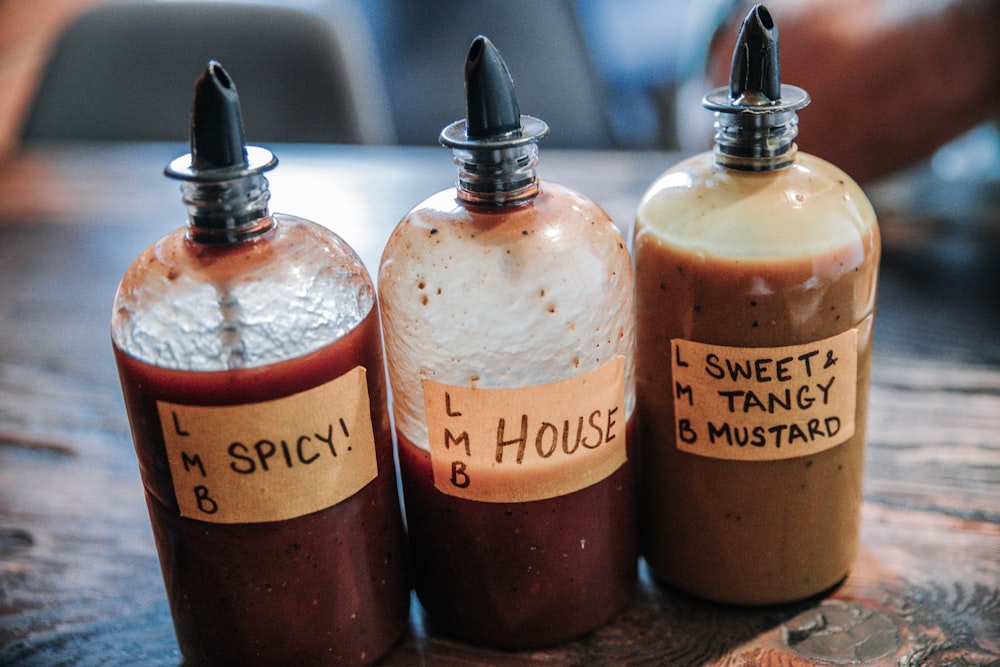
[190,60,249,172]
[730,4,782,105]
[166,60,276,181]
[464,35,522,139]
[703,3,808,115]
[439,35,548,149]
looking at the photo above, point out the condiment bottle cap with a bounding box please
[440,36,548,149]
[702,4,809,166]
[165,60,276,181]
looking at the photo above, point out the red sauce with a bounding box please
[113,310,409,666]
[396,419,636,649]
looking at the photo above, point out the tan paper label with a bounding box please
[671,330,857,461]
[421,356,628,503]
[158,366,378,523]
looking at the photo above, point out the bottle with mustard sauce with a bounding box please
[633,5,880,605]
[378,36,637,647]
[111,61,409,665]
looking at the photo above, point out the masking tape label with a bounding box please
[422,356,627,503]
[671,330,857,461]
[158,366,377,523]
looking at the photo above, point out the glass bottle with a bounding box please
[378,36,637,648]
[111,61,409,665]
[633,5,880,605]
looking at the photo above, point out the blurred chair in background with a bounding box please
[19,1,394,146]
[360,0,616,149]
[574,0,733,149]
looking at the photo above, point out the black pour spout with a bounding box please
[191,61,248,171]
[163,61,277,240]
[440,36,548,149]
[165,60,276,182]
[702,5,810,168]
[730,4,782,105]
[465,36,521,139]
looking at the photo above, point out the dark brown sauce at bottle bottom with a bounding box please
[113,310,409,666]
[396,420,637,649]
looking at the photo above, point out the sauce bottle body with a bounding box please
[112,214,410,665]
[379,182,637,648]
[633,150,880,604]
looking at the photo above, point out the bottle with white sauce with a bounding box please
[378,35,637,647]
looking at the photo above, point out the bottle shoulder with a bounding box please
[112,214,374,370]
[119,214,366,284]
[380,181,628,276]
[635,151,879,259]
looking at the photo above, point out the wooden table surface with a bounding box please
[0,143,997,666]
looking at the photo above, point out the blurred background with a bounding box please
[0,0,997,189]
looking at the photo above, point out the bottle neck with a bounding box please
[712,107,801,171]
[181,173,275,244]
[452,144,540,207]
[714,143,799,172]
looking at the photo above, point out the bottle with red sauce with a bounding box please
[633,6,880,605]
[378,36,637,648]
[111,61,409,665]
